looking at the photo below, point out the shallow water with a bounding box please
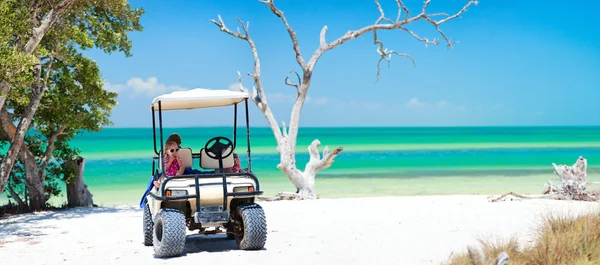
[3,126,600,206]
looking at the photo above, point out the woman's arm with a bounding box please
[176,162,185,176]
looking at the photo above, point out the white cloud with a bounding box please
[437,99,449,108]
[405,98,430,109]
[405,98,467,111]
[103,77,186,97]
[102,81,126,93]
[313,97,329,104]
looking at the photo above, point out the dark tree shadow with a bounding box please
[0,206,139,239]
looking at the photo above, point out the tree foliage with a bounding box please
[0,0,35,90]
[0,0,143,210]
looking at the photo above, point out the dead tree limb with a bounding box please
[284,70,301,93]
[307,0,479,78]
[211,15,283,144]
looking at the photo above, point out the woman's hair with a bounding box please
[167,133,182,146]
[164,141,178,155]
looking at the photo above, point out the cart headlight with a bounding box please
[165,189,188,196]
[233,186,254,192]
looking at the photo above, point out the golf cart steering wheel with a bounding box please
[204,136,234,160]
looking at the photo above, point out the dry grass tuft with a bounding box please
[447,211,600,265]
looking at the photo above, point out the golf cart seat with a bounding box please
[200,147,234,170]
[178,148,194,168]
[157,147,194,170]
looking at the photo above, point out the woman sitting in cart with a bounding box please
[152,140,185,188]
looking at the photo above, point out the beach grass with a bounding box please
[446,210,600,265]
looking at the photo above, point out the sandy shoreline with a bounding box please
[1,195,599,265]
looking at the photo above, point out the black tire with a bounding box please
[143,203,153,246]
[152,208,187,258]
[233,204,267,250]
[226,222,235,240]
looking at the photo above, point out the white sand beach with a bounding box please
[1,195,599,265]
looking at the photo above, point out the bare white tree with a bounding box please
[212,0,478,199]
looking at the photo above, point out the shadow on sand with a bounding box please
[154,233,265,259]
[0,206,139,239]
[183,234,239,254]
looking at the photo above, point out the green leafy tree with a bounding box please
[0,0,143,210]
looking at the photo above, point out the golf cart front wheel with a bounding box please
[233,203,267,250]
[152,208,187,258]
[226,221,235,240]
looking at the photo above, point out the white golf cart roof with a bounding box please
[150,88,250,111]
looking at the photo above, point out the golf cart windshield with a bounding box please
[150,88,250,111]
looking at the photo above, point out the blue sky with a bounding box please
[89,0,600,128]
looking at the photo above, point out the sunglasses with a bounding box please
[168,148,180,153]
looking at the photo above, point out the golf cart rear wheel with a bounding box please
[233,203,267,250]
[152,208,186,258]
[143,203,153,246]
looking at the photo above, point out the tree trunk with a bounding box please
[0,100,46,211]
[0,0,79,196]
[7,177,28,210]
[64,157,94,208]
[0,81,44,195]
[276,138,343,199]
[18,145,46,211]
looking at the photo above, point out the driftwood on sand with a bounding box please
[491,156,599,202]
[467,246,509,265]
[257,192,316,202]
[466,156,595,264]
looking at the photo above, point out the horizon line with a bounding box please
[102,124,600,129]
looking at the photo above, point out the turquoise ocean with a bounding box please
[7,126,600,206]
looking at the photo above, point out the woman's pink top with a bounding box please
[164,156,180,177]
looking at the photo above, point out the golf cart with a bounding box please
[142,88,267,258]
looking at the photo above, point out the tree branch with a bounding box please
[319,26,328,47]
[376,48,415,82]
[8,177,27,209]
[284,70,301,93]
[281,121,288,137]
[39,126,66,175]
[259,0,306,69]
[305,139,344,174]
[212,15,283,142]
[371,1,419,82]
[42,48,56,91]
[235,71,248,93]
[395,0,409,23]
[24,0,79,54]
[306,0,478,76]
